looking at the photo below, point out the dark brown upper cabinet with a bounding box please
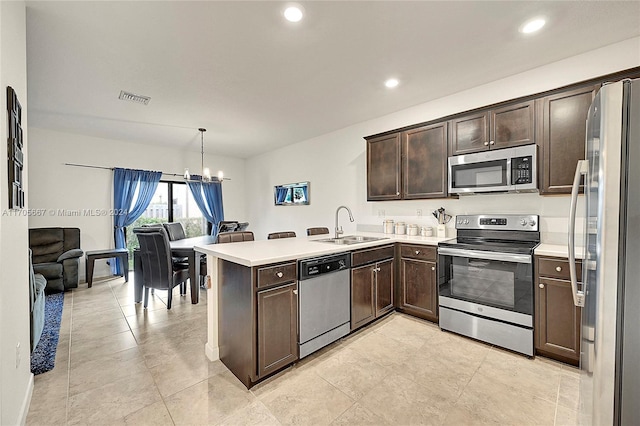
[366,122,448,201]
[402,122,448,199]
[450,100,535,156]
[449,111,489,155]
[366,133,401,200]
[537,85,598,195]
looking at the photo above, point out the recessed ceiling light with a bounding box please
[520,18,546,34]
[385,78,399,89]
[284,6,303,22]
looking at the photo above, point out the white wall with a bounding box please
[0,1,33,425]
[245,37,640,243]
[27,128,246,280]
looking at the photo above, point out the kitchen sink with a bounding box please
[313,235,389,245]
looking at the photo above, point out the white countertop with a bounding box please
[535,243,585,259]
[195,232,450,267]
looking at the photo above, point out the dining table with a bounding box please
[134,234,217,304]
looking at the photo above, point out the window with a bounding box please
[126,181,208,268]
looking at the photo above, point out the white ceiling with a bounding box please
[25,1,640,158]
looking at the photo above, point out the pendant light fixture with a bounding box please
[184,128,224,182]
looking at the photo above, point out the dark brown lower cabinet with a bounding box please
[351,245,395,330]
[399,258,438,322]
[218,259,298,388]
[351,264,375,330]
[257,282,298,378]
[398,244,438,322]
[535,256,582,365]
[375,259,395,316]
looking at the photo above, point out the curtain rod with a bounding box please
[63,162,230,181]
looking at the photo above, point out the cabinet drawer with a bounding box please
[399,244,436,261]
[537,257,582,281]
[351,244,395,267]
[257,262,297,289]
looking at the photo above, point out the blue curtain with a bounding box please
[276,187,289,204]
[187,176,225,236]
[112,168,162,274]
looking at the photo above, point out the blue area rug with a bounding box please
[30,292,64,375]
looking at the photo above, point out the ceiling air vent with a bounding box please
[118,90,150,105]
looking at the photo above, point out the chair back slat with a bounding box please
[267,231,296,239]
[216,231,255,244]
[306,227,329,236]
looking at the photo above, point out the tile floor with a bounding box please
[27,275,580,425]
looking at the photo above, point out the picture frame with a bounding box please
[274,181,310,206]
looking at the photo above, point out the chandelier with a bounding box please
[184,128,223,182]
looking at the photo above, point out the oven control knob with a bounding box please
[464,219,469,225]
[520,219,527,226]
[528,219,536,227]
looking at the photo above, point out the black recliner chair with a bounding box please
[29,227,84,293]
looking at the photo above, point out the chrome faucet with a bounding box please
[335,205,354,239]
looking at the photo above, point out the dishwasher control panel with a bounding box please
[299,253,351,280]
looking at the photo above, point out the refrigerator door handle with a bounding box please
[568,159,588,307]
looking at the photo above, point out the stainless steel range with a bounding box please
[437,214,540,356]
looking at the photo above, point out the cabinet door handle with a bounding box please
[293,289,298,295]
[555,266,562,272]
[489,140,495,145]
[483,141,489,146]
[415,250,420,255]
[539,283,545,289]
[431,266,435,271]
[276,271,284,278]
[396,191,400,196]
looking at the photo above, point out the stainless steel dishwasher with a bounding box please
[298,252,351,359]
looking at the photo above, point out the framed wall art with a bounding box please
[7,86,24,209]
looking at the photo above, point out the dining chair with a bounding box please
[163,222,186,241]
[217,221,239,234]
[267,231,296,239]
[216,231,255,244]
[163,222,210,287]
[133,227,189,309]
[306,227,330,236]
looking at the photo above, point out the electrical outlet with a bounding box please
[378,209,385,217]
[16,342,20,368]
[417,209,422,216]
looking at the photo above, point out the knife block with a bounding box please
[436,224,446,238]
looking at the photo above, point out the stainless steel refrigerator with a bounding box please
[568,78,640,425]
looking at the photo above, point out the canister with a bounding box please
[383,219,395,234]
[395,221,406,235]
[407,224,419,236]
[421,226,433,237]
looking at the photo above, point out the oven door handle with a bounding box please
[438,247,531,264]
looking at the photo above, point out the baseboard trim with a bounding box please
[17,373,34,425]
[205,342,219,362]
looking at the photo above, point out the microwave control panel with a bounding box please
[512,156,533,184]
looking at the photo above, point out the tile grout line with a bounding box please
[111,276,178,425]
[64,290,75,425]
[553,371,562,425]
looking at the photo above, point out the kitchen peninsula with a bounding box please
[195,232,449,388]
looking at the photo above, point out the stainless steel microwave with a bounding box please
[448,144,537,195]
